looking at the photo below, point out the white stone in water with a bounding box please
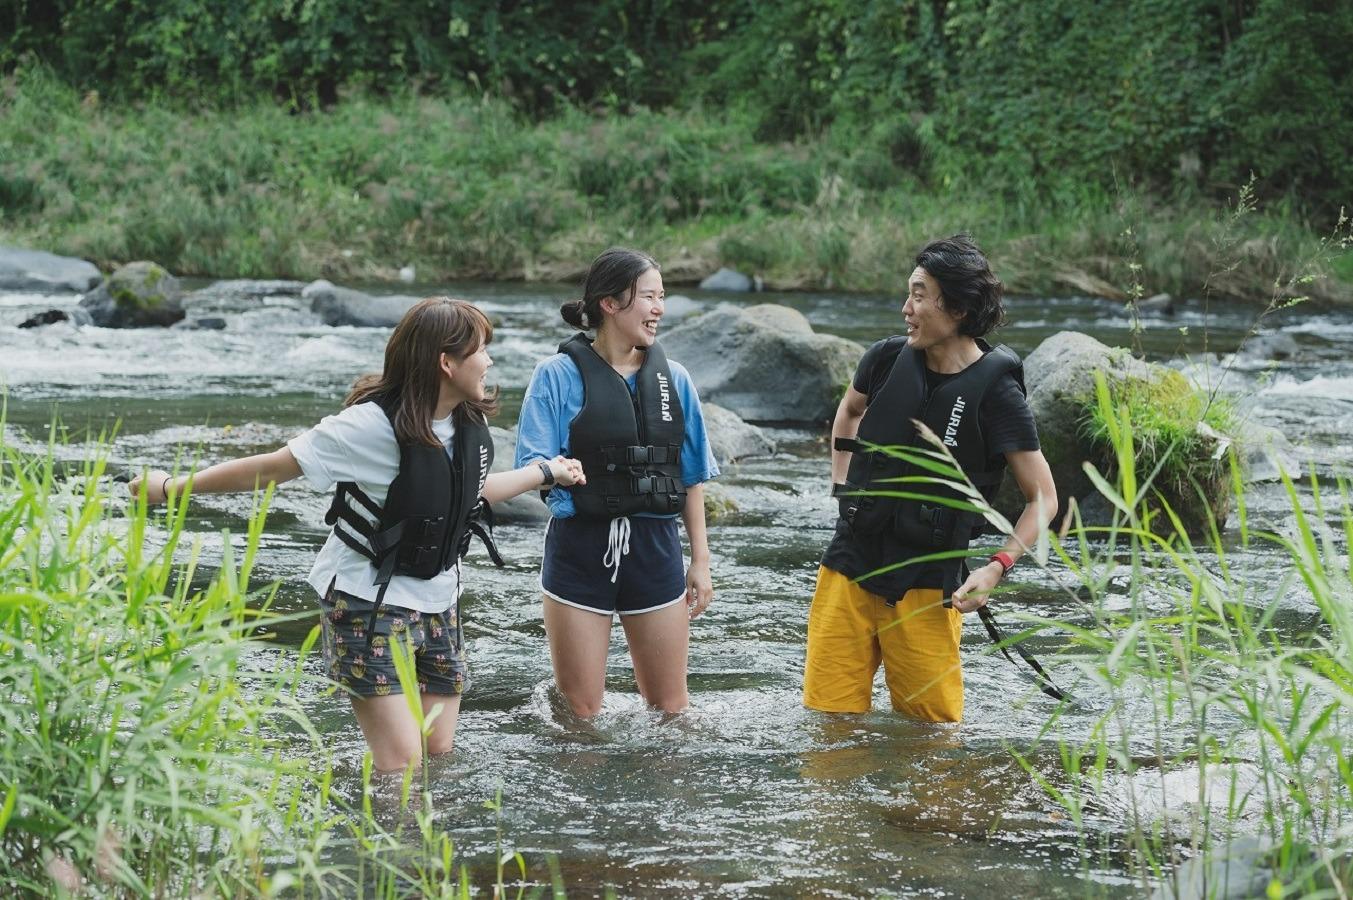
[399,265,416,283]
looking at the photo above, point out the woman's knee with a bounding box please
[645,690,688,715]
[370,737,423,772]
[562,689,603,718]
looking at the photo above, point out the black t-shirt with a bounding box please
[820,336,1041,602]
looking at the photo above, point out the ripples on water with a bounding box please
[3,283,1349,896]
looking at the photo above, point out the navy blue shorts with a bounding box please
[540,515,688,616]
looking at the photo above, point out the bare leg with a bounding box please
[542,594,613,718]
[421,693,462,756]
[620,600,690,713]
[350,693,423,772]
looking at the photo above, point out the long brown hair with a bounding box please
[345,297,498,446]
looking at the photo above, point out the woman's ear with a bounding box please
[598,295,618,316]
[439,351,456,378]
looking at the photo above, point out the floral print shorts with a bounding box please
[319,588,469,698]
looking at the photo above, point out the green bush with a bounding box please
[3,0,1350,208]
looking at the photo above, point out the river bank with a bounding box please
[4,72,1350,305]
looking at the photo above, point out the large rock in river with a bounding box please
[702,403,775,464]
[661,304,862,424]
[1000,331,1233,534]
[79,261,184,327]
[305,280,421,327]
[0,246,102,293]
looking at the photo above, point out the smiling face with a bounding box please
[902,266,963,350]
[443,339,492,405]
[602,267,665,348]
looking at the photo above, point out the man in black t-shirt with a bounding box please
[803,235,1056,722]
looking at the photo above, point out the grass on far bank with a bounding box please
[2,68,1350,304]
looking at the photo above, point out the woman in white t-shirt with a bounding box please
[131,297,584,772]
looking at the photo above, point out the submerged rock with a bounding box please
[18,308,92,328]
[1240,422,1298,482]
[172,316,228,331]
[1239,331,1302,362]
[1151,837,1276,900]
[1138,292,1176,315]
[183,280,307,311]
[661,303,861,424]
[699,267,758,292]
[79,261,184,328]
[0,246,102,293]
[304,280,422,327]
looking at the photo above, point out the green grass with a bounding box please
[2,67,1349,303]
[0,409,556,896]
[1082,367,1238,535]
[871,371,1352,895]
[1005,378,1349,897]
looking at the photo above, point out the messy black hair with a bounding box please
[914,233,1006,337]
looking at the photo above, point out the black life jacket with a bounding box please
[834,338,1023,551]
[323,395,503,635]
[559,332,686,518]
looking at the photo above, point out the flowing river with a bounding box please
[3,281,1350,897]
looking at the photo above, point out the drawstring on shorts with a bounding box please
[602,516,632,583]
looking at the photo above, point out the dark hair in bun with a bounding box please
[561,247,660,329]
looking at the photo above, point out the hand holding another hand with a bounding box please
[550,456,586,487]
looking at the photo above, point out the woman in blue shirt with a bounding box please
[516,247,719,718]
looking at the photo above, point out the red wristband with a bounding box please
[990,551,1015,576]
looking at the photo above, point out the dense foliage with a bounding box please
[3,0,1350,211]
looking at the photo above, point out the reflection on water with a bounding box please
[3,281,1349,896]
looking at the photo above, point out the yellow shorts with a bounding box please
[802,566,964,721]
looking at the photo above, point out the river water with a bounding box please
[3,282,1350,897]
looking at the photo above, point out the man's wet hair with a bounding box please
[915,234,1006,337]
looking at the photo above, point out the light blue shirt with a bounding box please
[515,351,720,518]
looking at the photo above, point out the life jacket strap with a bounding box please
[332,521,379,564]
[600,443,680,468]
[632,475,680,495]
[976,605,1070,702]
[326,481,382,526]
[459,499,506,568]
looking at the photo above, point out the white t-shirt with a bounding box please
[287,401,462,613]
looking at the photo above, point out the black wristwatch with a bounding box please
[537,460,556,486]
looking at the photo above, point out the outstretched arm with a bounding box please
[129,447,303,505]
[482,456,584,505]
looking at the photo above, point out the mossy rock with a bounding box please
[1082,368,1236,536]
[79,261,184,327]
[1003,331,1236,537]
[703,483,740,524]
